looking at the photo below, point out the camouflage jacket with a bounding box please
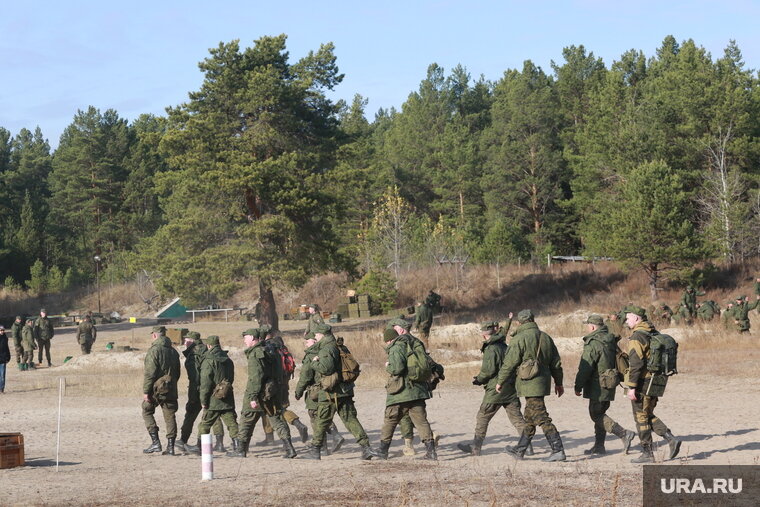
[625,321,657,389]
[294,342,320,410]
[200,345,235,411]
[475,332,517,405]
[385,333,431,406]
[76,321,97,344]
[495,322,563,398]
[142,335,181,400]
[414,304,433,331]
[574,326,617,401]
[34,316,54,341]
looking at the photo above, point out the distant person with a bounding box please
[142,326,181,455]
[11,316,24,369]
[21,319,37,370]
[696,301,719,322]
[623,305,681,463]
[425,290,442,314]
[680,286,704,320]
[495,310,566,462]
[727,295,760,333]
[34,308,54,367]
[197,335,240,456]
[303,304,324,336]
[76,314,97,354]
[413,300,434,349]
[574,315,635,455]
[0,326,10,393]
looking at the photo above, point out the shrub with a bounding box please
[356,270,398,314]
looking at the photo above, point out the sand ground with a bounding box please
[1,320,758,506]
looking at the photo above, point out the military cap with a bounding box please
[623,305,646,318]
[686,285,694,291]
[205,335,220,346]
[735,295,746,301]
[585,314,605,326]
[15,315,22,320]
[516,309,534,323]
[386,317,411,330]
[186,331,201,340]
[259,324,272,335]
[242,328,260,337]
[40,308,47,313]
[307,303,319,309]
[479,321,499,332]
[313,323,332,334]
[152,325,166,333]
[383,328,398,342]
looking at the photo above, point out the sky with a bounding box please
[2,1,759,148]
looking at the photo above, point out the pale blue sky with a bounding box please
[2,1,758,147]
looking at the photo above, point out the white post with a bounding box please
[201,434,213,481]
[56,377,63,472]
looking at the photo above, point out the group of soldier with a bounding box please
[141,294,686,465]
[8,309,55,370]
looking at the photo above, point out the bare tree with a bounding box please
[371,186,414,286]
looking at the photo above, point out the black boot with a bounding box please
[331,423,345,454]
[302,443,321,460]
[162,438,177,456]
[292,419,309,443]
[631,444,655,463]
[506,433,532,460]
[584,428,606,455]
[228,439,249,458]
[230,438,240,453]
[282,438,297,459]
[457,436,484,456]
[423,440,437,460]
[143,430,162,454]
[214,435,226,453]
[255,431,275,446]
[525,442,534,456]
[663,430,681,460]
[360,444,379,460]
[179,438,199,454]
[543,432,566,462]
[377,440,391,460]
[611,424,636,455]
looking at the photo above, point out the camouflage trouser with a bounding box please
[22,350,35,367]
[238,408,289,445]
[381,400,433,444]
[80,340,94,354]
[522,397,559,439]
[399,414,414,439]
[589,400,617,434]
[37,338,51,364]
[418,327,431,349]
[142,398,178,438]
[180,392,224,442]
[263,409,300,434]
[198,409,239,439]
[474,400,526,439]
[15,344,23,363]
[630,394,669,446]
[312,397,369,448]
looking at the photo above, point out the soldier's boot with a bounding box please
[457,436,483,456]
[255,431,275,447]
[422,440,437,461]
[611,423,636,454]
[331,424,345,454]
[584,428,607,455]
[161,438,177,456]
[377,440,391,460]
[228,439,249,458]
[543,432,566,462]
[143,430,162,454]
[19,363,27,371]
[631,444,655,463]
[505,433,532,460]
[282,438,297,459]
[177,438,198,454]
[292,419,309,444]
[664,431,682,460]
[190,438,202,456]
[525,442,534,456]
[302,444,321,460]
[360,444,379,460]
[404,438,417,456]
[28,362,35,369]
[213,435,226,453]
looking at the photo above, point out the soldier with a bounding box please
[574,315,636,455]
[426,290,442,313]
[197,335,240,455]
[413,300,434,349]
[727,295,760,333]
[293,332,345,455]
[0,326,9,393]
[303,323,378,460]
[34,308,54,367]
[76,315,97,354]
[227,329,295,458]
[178,332,225,453]
[11,316,23,369]
[495,309,566,462]
[680,286,704,320]
[21,319,36,370]
[696,301,718,322]
[672,303,691,326]
[377,318,437,461]
[652,303,673,328]
[721,301,735,330]
[303,304,324,336]
[142,326,181,455]
[458,315,533,457]
[623,305,681,463]
[257,325,310,447]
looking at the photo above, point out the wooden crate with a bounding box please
[357,294,370,303]
[0,433,24,469]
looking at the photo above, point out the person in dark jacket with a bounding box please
[0,326,10,393]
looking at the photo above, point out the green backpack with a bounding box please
[406,340,433,383]
[648,332,678,376]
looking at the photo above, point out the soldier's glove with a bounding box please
[472,377,482,386]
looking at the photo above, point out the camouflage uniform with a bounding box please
[413,303,434,348]
[179,334,223,450]
[142,329,181,453]
[76,317,97,354]
[21,321,37,368]
[680,287,704,319]
[197,339,239,441]
[727,297,759,333]
[696,301,719,322]
[303,306,324,336]
[34,313,54,366]
[495,312,565,461]
[11,318,23,365]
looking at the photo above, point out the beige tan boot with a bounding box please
[403,438,416,456]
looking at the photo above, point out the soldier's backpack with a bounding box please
[212,379,232,400]
[152,373,172,398]
[406,339,433,383]
[277,345,296,378]
[648,332,678,376]
[338,345,361,383]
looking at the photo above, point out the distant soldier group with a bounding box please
[8,309,58,371]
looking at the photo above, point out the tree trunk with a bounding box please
[258,278,279,332]
[647,263,659,302]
